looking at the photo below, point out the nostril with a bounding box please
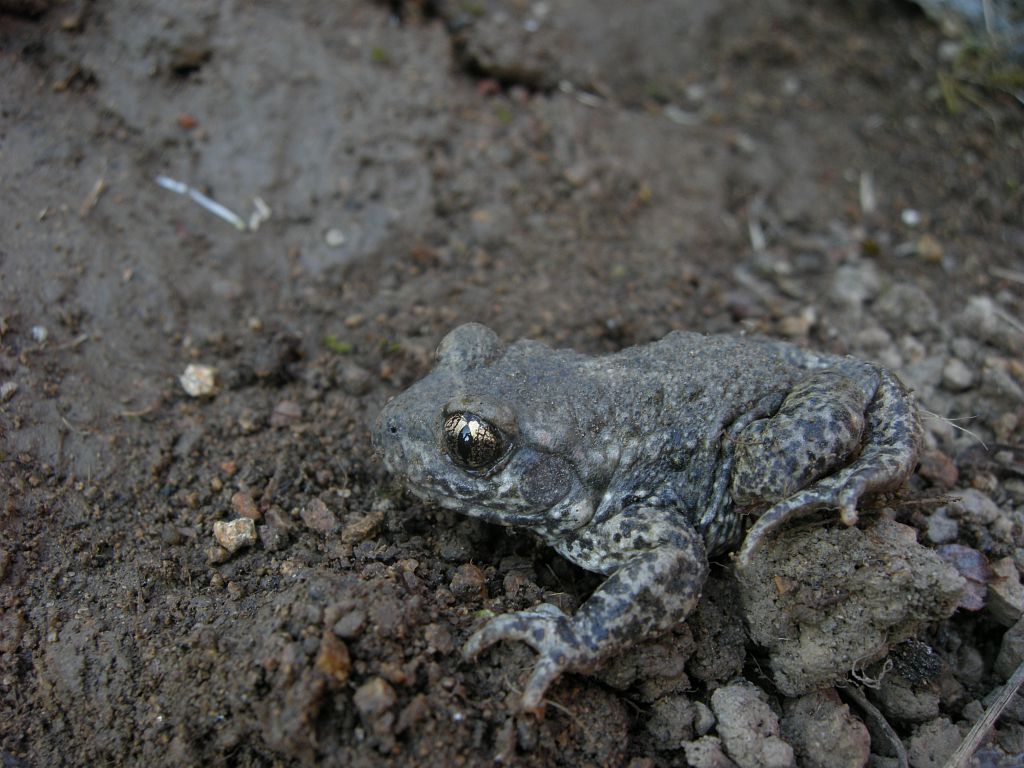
[388,423,398,435]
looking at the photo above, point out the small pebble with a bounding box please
[958,296,1023,354]
[300,498,338,534]
[830,261,879,308]
[30,325,48,343]
[907,717,960,767]
[231,490,261,520]
[206,545,230,565]
[0,381,18,402]
[936,544,990,611]
[213,518,257,553]
[258,524,287,552]
[325,228,346,247]
[161,523,183,546]
[901,209,921,226]
[269,400,302,427]
[952,488,1002,526]
[683,736,734,768]
[338,362,372,396]
[315,632,351,687]
[711,680,795,768]
[996,617,1024,678]
[918,450,958,489]
[332,609,366,639]
[423,623,454,655]
[988,557,1024,627]
[265,505,293,532]
[645,695,696,747]
[781,689,869,768]
[694,701,716,736]
[341,506,384,544]
[915,233,943,263]
[180,364,218,397]
[926,508,959,545]
[941,357,975,391]
[353,677,396,719]
[450,563,488,600]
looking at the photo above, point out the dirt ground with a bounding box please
[2,1,1024,766]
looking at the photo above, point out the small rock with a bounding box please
[914,233,944,263]
[325,228,346,247]
[694,701,716,736]
[168,33,211,74]
[161,523,183,546]
[918,450,958,489]
[941,357,975,391]
[936,544,990,612]
[450,563,488,600]
[231,490,261,520]
[996,616,1024,679]
[925,508,959,545]
[341,506,385,545]
[901,209,921,226]
[30,325,48,343]
[338,361,372,396]
[206,545,230,564]
[873,673,940,723]
[907,717,961,768]
[711,680,795,768]
[301,498,338,534]
[781,689,870,768]
[258,524,287,552]
[180,364,218,397]
[315,632,351,687]
[423,622,454,655]
[0,381,18,402]
[645,695,696,747]
[830,261,880,308]
[874,284,939,336]
[269,400,302,428]
[957,296,1024,354]
[951,488,1002,526]
[265,505,293,532]
[213,518,257,553]
[353,677,396,719]
[777,307,816,339]
[988,557,1024,627]
[684,736,739,768]
[564,160,594,187]
[980,357,1024,403]
[332,610,366,639]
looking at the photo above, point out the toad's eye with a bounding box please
[443,412,507,470]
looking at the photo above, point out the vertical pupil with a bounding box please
[457,424,474,462]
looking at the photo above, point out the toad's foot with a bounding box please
[464,603,589,712]
[466,511,708,712]
[735,368,921,569]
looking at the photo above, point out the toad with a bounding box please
[373,324,921,710]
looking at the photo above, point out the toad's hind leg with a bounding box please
[736,367,922,568]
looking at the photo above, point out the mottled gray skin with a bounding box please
[373,324,922,711]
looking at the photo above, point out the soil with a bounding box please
[2,1,1023,766]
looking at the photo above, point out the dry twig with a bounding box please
[944,659,1024,768]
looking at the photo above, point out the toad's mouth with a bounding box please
[399,469,550,527]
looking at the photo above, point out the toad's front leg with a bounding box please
[464,507,707,712]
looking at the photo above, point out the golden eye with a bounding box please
[443,412,507,470]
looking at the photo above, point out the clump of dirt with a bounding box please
[738,517,966,695]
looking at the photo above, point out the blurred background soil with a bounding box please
[1,1,1023,765]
